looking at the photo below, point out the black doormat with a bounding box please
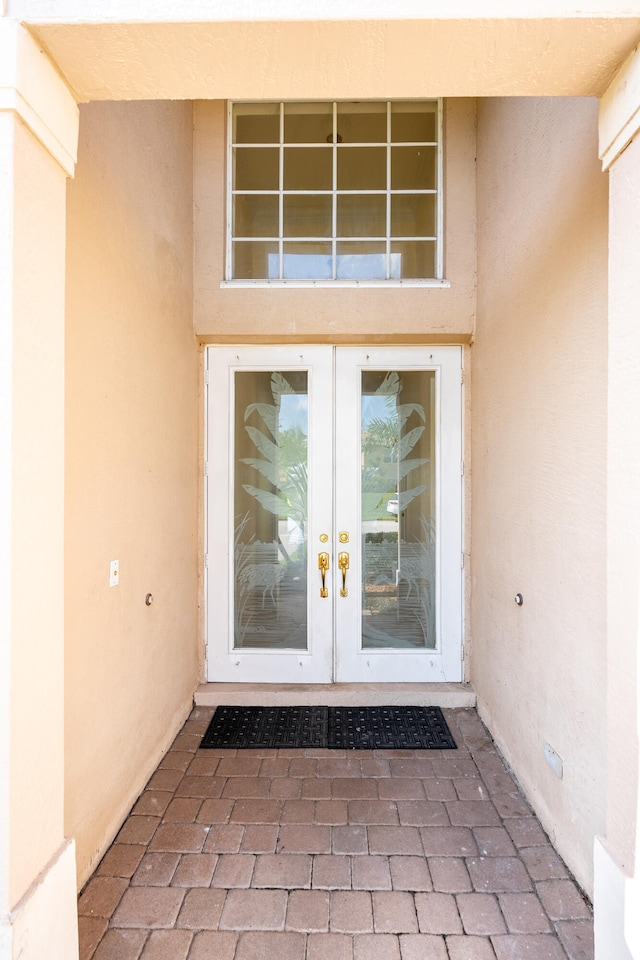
[200,705,456,750]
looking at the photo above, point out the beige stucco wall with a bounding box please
[64,100,199,887]
[605,131,640,873]
[472,96,608,895]
[194,98,476,342]
[3,110,68,908]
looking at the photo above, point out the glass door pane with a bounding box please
[334,346,462,683]
[360,369,436,650]
[233,370,309,650]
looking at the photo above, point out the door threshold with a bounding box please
[194,682,476,709]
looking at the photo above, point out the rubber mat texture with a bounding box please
[200,705,457,750]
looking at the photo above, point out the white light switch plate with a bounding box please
[109,560,119,587]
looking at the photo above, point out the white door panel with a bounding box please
[206,345,462,683]
[333,347,462,682]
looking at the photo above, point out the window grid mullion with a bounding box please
[233,235,435,242]
[227,100,234,280]
[233,140,437,148]
[436,99,443,279]
[386,101,391,280]
[332,102,337,280]
[232,190,437,195]
[278,103,284,279]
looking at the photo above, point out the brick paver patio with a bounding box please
[78,708,593,960]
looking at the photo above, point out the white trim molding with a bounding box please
[600,41,640,172]
[0,18,78,175]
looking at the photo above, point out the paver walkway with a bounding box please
[78,707,593,960]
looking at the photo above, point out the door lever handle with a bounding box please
[318,552,330,598]
[338,551,349,597]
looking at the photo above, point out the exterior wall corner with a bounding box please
[3,840,79,960]
[0,17,78,175]
[599,41,640,171]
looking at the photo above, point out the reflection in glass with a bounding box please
[335,242,389,280]
[337,147,386,190]
[390,194,436,238]
[390,102,437,143]
[360,370,436,650]
[233,241,279,279]
[284,102,333,143]
[390,241,436,279]
[337,195,386,238]
[281,243,333,279]
[284,195,333,238]
[284,147,332,190]
[234,147,279,190]
[337,102,387,143]
[391,145,437,190]
[234,371,309,649]
[233,102,280,144]
[234,195,279,238]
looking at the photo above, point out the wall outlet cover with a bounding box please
[544,742,563,779]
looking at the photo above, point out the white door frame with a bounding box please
[205,344,463,683]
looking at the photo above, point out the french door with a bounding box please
[206,345,462,683]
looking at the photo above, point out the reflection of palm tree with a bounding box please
[278,427,308,529]
[240,375,308,529]
[279,425,307,472]
[362,416,399,454]
[361,373,429,521]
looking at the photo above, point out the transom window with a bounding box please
[227,100,442,283]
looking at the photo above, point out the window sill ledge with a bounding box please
[219,279,452,290]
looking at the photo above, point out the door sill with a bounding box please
[194,682,475,709]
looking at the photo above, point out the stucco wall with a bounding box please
[64,101,199,887]
[472,97,608,895]
[194,98,476,341]
[605,132,640,873]
[3,111,68,908]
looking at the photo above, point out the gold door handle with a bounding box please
[318,552,330,598]
[338,551,349,597]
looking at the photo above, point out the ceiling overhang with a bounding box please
[9,3,640,102]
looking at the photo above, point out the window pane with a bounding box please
[391,240,436,279]
[282,242,332,279]
[283,195,333,238]
[233,370,308,649]
[233,103,280,143]
[390,194,436,238]
[391,102,437,142]
[234,195,279,238]
[337,195,386,238]
[284,147,332,190]
[336,242,386,279]
[337,147,386,190]
[229,101,441,281]
[284,102,333,143]
[360,369,436,650]
[235,147,279,190]
[337,102,387,142]
[391,145,437,190]
[233,241,279,279]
